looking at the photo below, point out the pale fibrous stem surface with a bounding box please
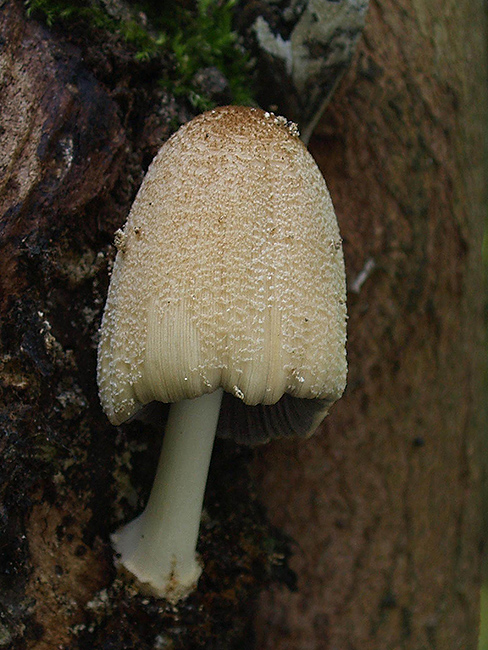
[111,388,223,602]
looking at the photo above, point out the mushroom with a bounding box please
[97,105,347,602]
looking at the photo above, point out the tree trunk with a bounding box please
[253,0,487,648]
[0,0,486,649]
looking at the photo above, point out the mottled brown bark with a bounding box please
[254,0,487,648]
[1,0,486,648]
[0,3,286,648]
[0,3,126,647]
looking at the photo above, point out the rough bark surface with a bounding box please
[234,0,369,142]
[0,0,486,649]
[253,0,487,648]
[0,3,291,648]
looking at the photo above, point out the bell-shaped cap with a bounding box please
[97,106,347,442]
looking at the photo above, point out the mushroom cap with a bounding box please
[97,106,347,442]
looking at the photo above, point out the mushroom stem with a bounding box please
[111,388,223,602]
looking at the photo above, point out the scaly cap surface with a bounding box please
[97,106,347,438]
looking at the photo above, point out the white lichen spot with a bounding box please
[86,588,110,611]
[55,134,74,181]
[350,257,376,294]
[253,16,293,75]
[153,633,174,649]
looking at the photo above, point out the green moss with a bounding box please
[25,0,255,109]
[167,0,254,108]
[25,0,113,29]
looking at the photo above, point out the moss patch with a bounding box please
[25,0,255,110]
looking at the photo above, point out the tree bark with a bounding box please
[253,0,487,648]
[0,3,291,648]
[0,0,486,649]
